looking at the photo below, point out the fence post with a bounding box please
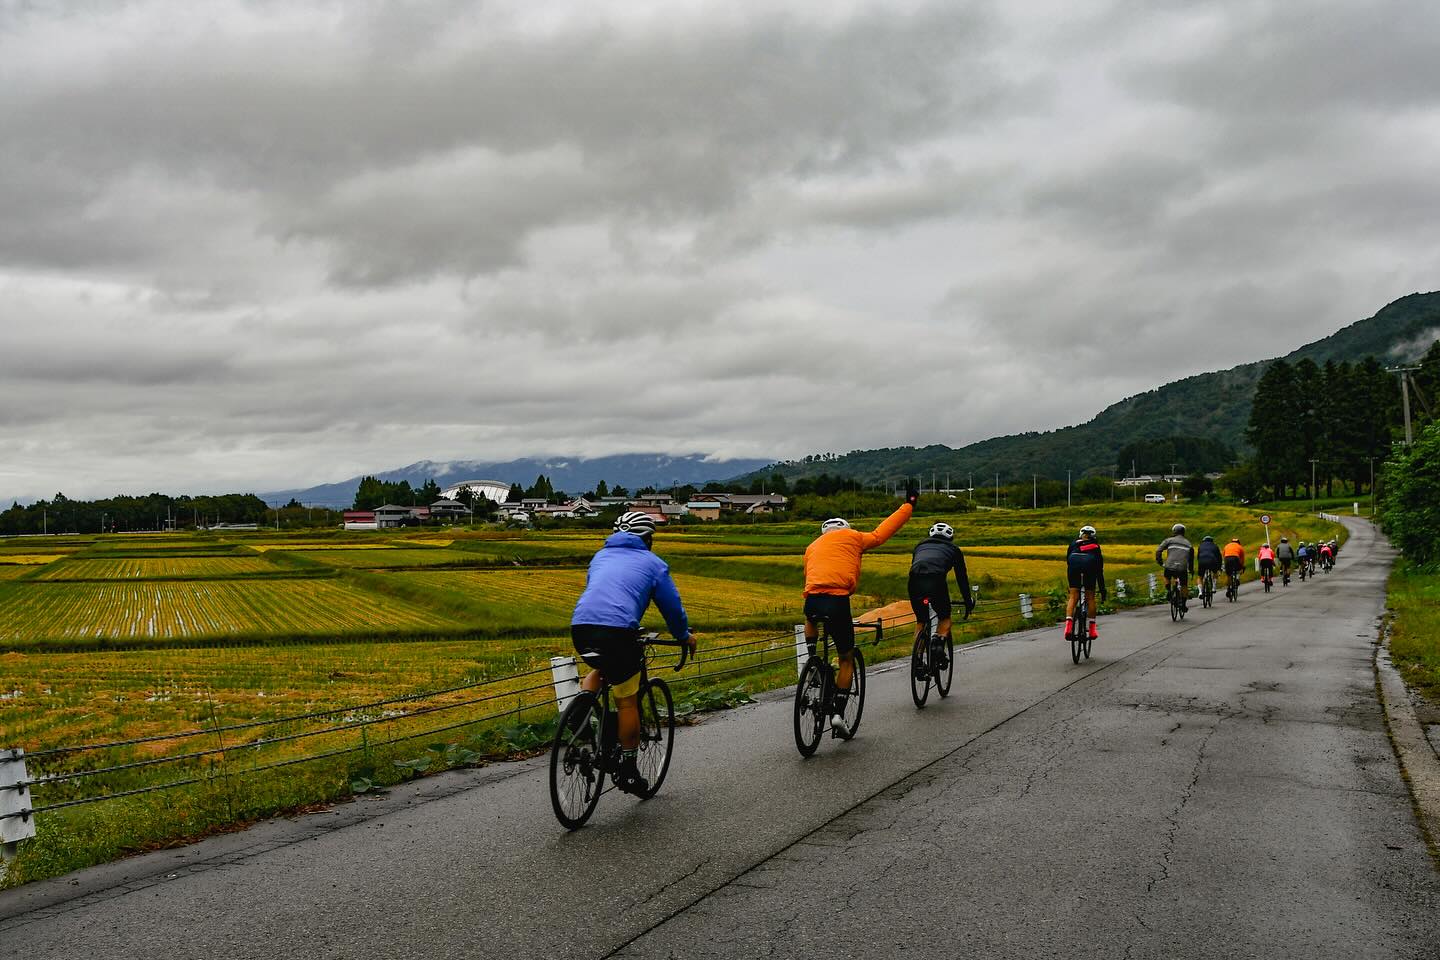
[550,656,580,715]
[1147,573,1157,599]
[1,749,35,881]
[873,616,884,643]
[1019,593,1033,620]
[795,624,810,677]
[1116,578,1127,600]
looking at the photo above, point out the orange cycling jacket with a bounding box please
[1222,541,1246,564]
[803,502,913,597]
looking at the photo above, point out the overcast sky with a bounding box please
[3,0,1438,502]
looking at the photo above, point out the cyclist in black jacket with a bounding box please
[909,522,974,668]
[1065,525,1107,640]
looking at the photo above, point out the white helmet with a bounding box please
[821,518,850,533]
[1079,524,1096,538]
[929,522,954,540]
[614,511,656,537]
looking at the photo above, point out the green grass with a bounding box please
[1388,561,1440,704]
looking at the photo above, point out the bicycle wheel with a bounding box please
[836,648,866,740]
[935,634,955,698]
[1170,591,1180,622]
[549,692,605,830]
[910,632,931,708]
[793,658,826,757]
[634,677,675,799]
[1071,605,1085,663]
[1082,630,1093,660]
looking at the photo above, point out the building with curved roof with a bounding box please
[440,479,512,504]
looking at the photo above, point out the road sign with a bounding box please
[1260,514,1271,525]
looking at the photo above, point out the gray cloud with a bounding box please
[1,0,1438,501]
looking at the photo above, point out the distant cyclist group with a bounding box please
[550,486,1340,826]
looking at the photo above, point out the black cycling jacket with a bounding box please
[1196,540,1222,567]
[910,537,973,610]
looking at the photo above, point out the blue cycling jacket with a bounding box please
[570,532,690,640]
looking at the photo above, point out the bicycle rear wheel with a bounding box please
[910,632,931,708]
[634,677,675,799]
[1170,591,1180,622]
[1071,605,1085,663]
[836,648,866,740]
[549,692,605,830]
[793,658,826,757]
[935,634,955,698]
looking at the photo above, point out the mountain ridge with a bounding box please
[261,453,774,507]
[747,291,1440,485]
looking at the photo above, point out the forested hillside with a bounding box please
[751,291,1440,485]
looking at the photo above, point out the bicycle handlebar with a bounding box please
[640,632,691,671]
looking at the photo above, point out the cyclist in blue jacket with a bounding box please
[571,511,697,794]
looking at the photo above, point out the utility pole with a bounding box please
[1309,459,1318,513]
[1369,457,1376,518]
[1067,469,1071,508]
[1032,475,1037,509]
[994,473,999,508]
[1170,462,1177,503]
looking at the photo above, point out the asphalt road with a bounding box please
[2,518,1436,958]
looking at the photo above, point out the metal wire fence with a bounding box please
[0,588,1092,829]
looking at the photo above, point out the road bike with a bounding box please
[1200,570,1217,608]
[1225,568,1241,602]
[1069,590,1094,664]
[794,615,866,757]
[1281,561,1291,587]
[1166,575,1187,622]
[548,632,688,830]
[910,597,955,707]
[1261,563,1274,593]
[1320,552,1334,573]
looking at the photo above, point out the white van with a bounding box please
[1143,493,1167,504]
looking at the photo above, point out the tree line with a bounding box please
[0,492,306,536]
[1240,343,1439,500]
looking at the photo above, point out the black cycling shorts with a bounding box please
[803,594,856,655]
[908,572,952,623]
[571,624,643,692]
[1197,559,1220,575]
[1259,559,1275,573]
[1224,557,1244,575]
[1066,564,1098,590]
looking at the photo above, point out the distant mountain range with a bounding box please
[743,291,1440,486]
[261,454,773,508]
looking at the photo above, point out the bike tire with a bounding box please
[910,633,931,708]
[1170,596,1180,622]
[836,648,866,740]
[1071,605,1086,663]
[1082,632,1093,659]
[793,658,826,757]
[634,677,675,799]
[549,692,605,830]
[936,634,955,698]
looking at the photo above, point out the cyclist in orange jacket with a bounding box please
[1221,537,1246,599]
[803,479,918,734]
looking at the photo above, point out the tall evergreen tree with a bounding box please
[1246,359,1299,498]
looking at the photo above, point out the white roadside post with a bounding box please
[1,749,35,882]
[549,656,580,715]
[795,624,810,676]
[1019,594,1033,620]
[1147,573,1157,599]
[1116,579,1127,600]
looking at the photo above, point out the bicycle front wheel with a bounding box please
[793,659,826,757]
[549,692,605,830]
[935,634,955,698]
[1170,596,1180,622]
[910,633,931,708]
[634,677,675,799]
[836,648,866,739]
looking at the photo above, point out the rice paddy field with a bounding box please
[0,502,1344,885]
